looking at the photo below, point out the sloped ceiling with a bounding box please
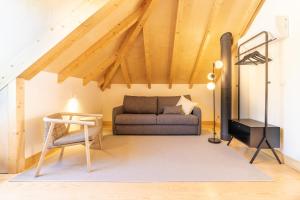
[19,0,265,90]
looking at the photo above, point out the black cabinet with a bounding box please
[228,119,280,148]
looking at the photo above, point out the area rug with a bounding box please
[12,135,270,182]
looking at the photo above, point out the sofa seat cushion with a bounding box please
[115,114,157,125]
[123,95,157,114]
[157,114,198,125]
[157,95,191,114]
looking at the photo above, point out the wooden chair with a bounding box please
[35,112,103,177]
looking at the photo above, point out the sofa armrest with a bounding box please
[112,105,124,134]
[192,107,202,135]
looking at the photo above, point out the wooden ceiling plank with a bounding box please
[19,0,123,80]
[101,0,157,90]
[188,0,224,88]
[143,26,152,89]
[232,0,265,53]
[169,0,185,89]
[120,58,132,88]
[240,0,265,38]
[82,54,117,86]
[57,6,144,83]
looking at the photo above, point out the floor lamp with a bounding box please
[207,60,223,144]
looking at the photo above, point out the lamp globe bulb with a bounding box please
[207,72,215,80]
[207,82,216,90]
[214,60,223,69]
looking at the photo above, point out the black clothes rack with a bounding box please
[227,31,282,164]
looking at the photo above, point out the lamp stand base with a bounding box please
[208,137,222,144]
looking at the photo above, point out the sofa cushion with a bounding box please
[176,96,198,115]
[163,106,183,114]
[115,114,157,125]
[157,114,198,125]
[157,95,191,114]
[123,95,157,114]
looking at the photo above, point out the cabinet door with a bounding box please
[229,121,250,145]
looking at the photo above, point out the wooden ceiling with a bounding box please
[19,0,265,90]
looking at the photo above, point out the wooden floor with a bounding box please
[1,127,300,200]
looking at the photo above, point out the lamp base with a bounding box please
[208,137,222,144]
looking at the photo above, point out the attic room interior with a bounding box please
[0,0,300,199]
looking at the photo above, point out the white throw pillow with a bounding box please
[176,96,197,115]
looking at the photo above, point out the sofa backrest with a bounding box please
[123,95,158,114]
[123,95,192,114]
[157,95,191,114]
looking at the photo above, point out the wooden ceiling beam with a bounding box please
[143,26,152,89]
[57,6,144,83]
[19,0,123,80]
[188,0,223,88]
[101,0,157,90]
[120,58,132,88]
[169,0,185,89]
[82,54,117,86]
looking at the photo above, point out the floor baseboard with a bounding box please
[25,149,59,170]
[262,149,300,172]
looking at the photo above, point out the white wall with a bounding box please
[0,86,9,173]
[241,0,300,161]
[24,72,102,158]
[100,84,220,122]
[0,0,108,90]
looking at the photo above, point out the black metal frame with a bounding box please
[232,31,282,164]
[208,64,221,144]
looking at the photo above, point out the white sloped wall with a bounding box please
[0,0,108,172]
[240,0,300,167]
[0,0,109,90]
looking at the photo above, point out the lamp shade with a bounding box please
[214,60,223,69]
[207,72,215,80]
[207,82,216,90]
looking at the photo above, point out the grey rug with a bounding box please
[12,135,270,182]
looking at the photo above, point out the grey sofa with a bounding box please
[112,95,201,135]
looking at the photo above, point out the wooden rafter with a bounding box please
[19,0,123,80]
[120,58,132,88]
[143,25,152,89]
[57,6,144,83]
[101,0,157,90]
[232,0,265,53]
[188,0,223,88]
[169,0,185,89]
[82,54,117,86]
